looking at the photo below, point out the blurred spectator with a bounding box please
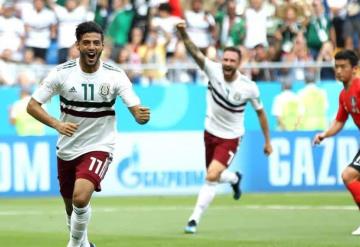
[184,0,216,54]
[48,0,89,64]
[138,27,169,84]
[0,49,18,85]
[343,0,360,53]
[316,41,335,80]
[251,43,274,81]
[18,48,43,86]
[275,4,303,53]
[326,0,347,51]
[106,0,135,60]
[116,47,141,84]
[151,3,183,57]
[0,60,14,85]
[167,41,195,83]
[94,0,109,30]
[124,27,145,84]
[21,0,57,63]
[0,2,25,61]
[281,33,313,82]
[238,45,252,77]
[9,86,45,136]
[304,0,333,59]
[267,36,282,62]
[126,26,144,56]
[130,0,166,36]
[271,80,304,131]
[215,0,245,48]
[265,0,281,39]
[244,0,268,49]
[297,70,329,130]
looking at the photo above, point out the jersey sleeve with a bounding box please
[249,83,263,110]
[204,58,220,80]
[335,94,348,123]
[116,72,141,107]
[32,68,60,104]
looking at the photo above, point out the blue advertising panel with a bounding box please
[0,136,59,197]
[0,131,357,197]
[233,131,357,192]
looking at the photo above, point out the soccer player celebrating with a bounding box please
[27,21,150,247]
[176,22,273,234]
[313,49,360,236]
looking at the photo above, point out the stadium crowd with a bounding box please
[0,0,357,87]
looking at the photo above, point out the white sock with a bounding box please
[188,181,217,224]
[66,214,71,231]
[67,212,90,247]
[69,204,91,247]
[80,230,90,247]
[219,170,238,184]
[67,213,90,247]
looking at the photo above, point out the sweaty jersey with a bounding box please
[204,58,263,139]
[32,59,140,160]
[336,77,360,128]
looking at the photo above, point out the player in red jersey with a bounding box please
[313,49,360,235]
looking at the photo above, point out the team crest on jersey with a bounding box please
[233,92,241,101]
[99,83,110,96]
[351,96,360,113]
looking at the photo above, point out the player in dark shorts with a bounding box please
[314,49,360,235]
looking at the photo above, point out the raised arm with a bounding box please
[313,119,345,145]
[256,108,273,156]
[27,98,78,137]
[176,22,206,70]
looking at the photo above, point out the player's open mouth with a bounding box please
[87,52,96,61]
[224,67,233,73]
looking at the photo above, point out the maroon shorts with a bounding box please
[57,151,112,198]
[204,130,240,168]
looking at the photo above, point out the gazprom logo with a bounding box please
[116,145,205,189]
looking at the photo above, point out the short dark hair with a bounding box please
[334,49,359,67]
[75,21,104,42]
[223,46,242,61]
[158,3,171,13]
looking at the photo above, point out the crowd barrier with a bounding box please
[0,82,356,136]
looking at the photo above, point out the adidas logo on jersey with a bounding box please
[68,87,77,93]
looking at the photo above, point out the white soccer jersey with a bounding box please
[32,59,140,160]
[204,58,263,139]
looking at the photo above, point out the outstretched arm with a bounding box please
[27,98,78,136]
[176,22,206,70]
[313,120,345,145]
[256,108,273,155]
[128,105,150,125]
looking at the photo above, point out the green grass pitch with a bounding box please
[1,192,360,247]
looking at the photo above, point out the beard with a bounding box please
[223,66,237,80]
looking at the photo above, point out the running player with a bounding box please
[27,21,150,247]
[176,22,273,234]
[313,49,360,236]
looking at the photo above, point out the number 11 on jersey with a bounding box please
[82,83,94,100]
